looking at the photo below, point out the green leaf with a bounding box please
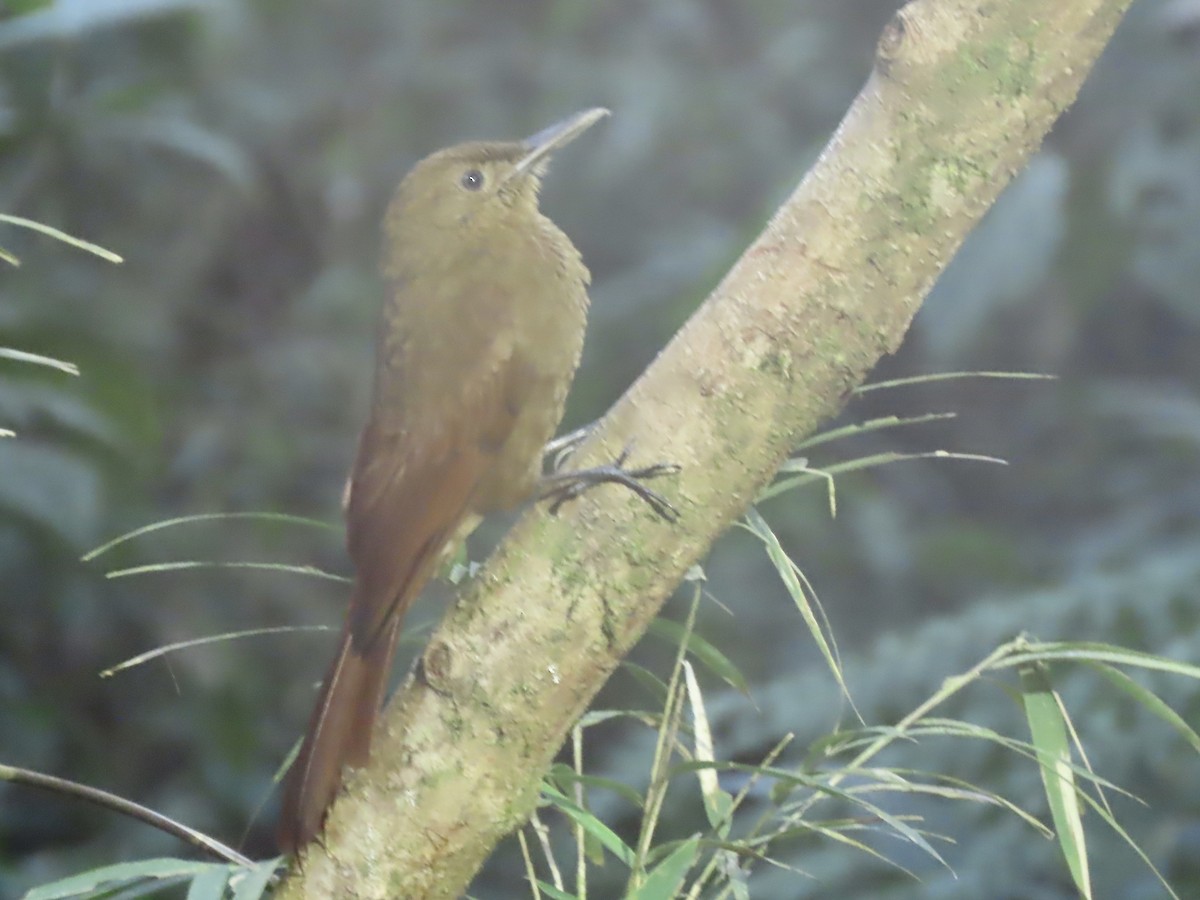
[1088,662,1200,754]
[739,508,852,712]
[628,837,699,900]
[534,882,577,900]
[619,661,670,706]
[185,866,230,900]
[647,618,749,694]
[547,764,645,810]
[4,0,54,16]
[25,859,214,899]
[1020,663,1091,899]
[1000,640,1200,681]
[682,661,733,835]
[541,784,635,868]
[672,760,951,869]
[229,858,280,899]
[0,0,204,50]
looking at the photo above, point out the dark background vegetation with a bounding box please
[2,0,1199,896]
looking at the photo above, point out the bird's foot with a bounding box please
[538,444,680,521]
[543,423,596,472]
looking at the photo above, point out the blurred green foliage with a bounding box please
[2,0,1199,897]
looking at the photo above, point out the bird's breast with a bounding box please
[370,223,590,511]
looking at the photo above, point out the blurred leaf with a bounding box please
[0,0,204,49]
[97,115,255,190]
[533,882,576,900]
[0,439,101,546]
[3,0,55,17]
[647,618,749,694]
[0,381,117,446]
[184,867,228,900]
[739,509,850,710]
[618,661,670,707]
[24,859,215,900]
[228,858,279,899]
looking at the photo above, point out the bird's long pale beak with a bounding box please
[511,107,610,179]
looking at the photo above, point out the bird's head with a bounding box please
[383,107,609,247]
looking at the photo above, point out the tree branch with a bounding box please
[277,0,1135,896]
[0,764,253,868]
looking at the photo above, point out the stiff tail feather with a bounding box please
[277,600,401,854]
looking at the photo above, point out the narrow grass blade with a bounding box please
[759,450,1007,503]
[793,411,957,452]
[0,347,80,375]
[0,213,123,262]
[104,560,350,583]
[853,371,1056,393]
[101,625,331,678]
[83,511,337,561]
[1087,662,1200,753]
[741,508,853,715]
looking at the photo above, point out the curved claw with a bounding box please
[538,446,681,522]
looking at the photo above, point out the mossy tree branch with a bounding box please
[277,1,1135,896]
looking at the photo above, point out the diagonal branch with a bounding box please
[278,1,1135,896]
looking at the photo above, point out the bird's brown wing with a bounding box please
[344,346,538,645]
[277,350,537,853]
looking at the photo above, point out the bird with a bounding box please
[276,108,671,853]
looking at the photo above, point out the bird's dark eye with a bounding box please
[460,169,484,191]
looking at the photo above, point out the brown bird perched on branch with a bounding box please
[277,108,675,853]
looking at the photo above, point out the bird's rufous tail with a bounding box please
[277,602,400,854]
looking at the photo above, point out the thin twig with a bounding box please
[1,763,255,867]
